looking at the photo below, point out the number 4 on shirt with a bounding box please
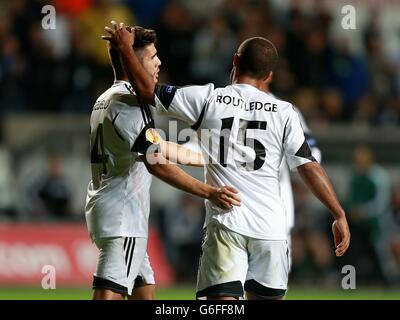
[90,124,109,174]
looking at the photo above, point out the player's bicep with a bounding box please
[283,105,316,171]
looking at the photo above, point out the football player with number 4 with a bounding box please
[103,21,350,300]
[86,26,241,300]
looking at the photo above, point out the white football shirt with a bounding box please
[154,83,316,240]
[85,80,160,241]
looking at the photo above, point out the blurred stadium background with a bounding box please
[0,0,400,300]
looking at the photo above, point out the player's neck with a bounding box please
[233,75,268,92]
[114,70,129,83]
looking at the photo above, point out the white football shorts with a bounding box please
[92,237,155,295]
[196,220,289,299]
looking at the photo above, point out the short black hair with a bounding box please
[109,26,157,76]
[132,26,157,50]
[236,37,278,79]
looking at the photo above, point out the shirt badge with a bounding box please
[145,128,160,144]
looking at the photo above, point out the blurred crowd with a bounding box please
[0,0,399,124]
[0,0,400,287]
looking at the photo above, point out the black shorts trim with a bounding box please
[244,279,286,299]
[134,276,145,289]
[196,281,243,298]
[133,276,149,289]
[92,275,128,296]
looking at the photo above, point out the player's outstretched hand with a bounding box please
[102,20,134,51]
[332,216,350,257]
[208,186,241,211]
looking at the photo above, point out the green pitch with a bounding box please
[0,286,399,300]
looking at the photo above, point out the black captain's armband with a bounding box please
[131,120,161,155]
[155,84,179,109]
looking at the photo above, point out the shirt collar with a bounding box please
[113,80,132,87]
[113,80,136,94]
[232,83,264,94]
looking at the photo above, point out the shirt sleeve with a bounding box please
[293,105,322,163]
[112,102,161,156]
[283,104,316,170]
[153,83,214,128]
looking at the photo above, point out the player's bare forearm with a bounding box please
[159,140,205,167]
[298,161,350,256]
[141,154,240,210]
[297,162,345,220]
[146,160,210,198]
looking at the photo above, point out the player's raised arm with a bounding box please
[102,21,156,105]
[102,20,214,130]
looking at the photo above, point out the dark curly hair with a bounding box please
[108,26,157,78]
[132,26,157,50]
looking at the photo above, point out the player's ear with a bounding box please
[233,53,240,67]
[265,71,273,84]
